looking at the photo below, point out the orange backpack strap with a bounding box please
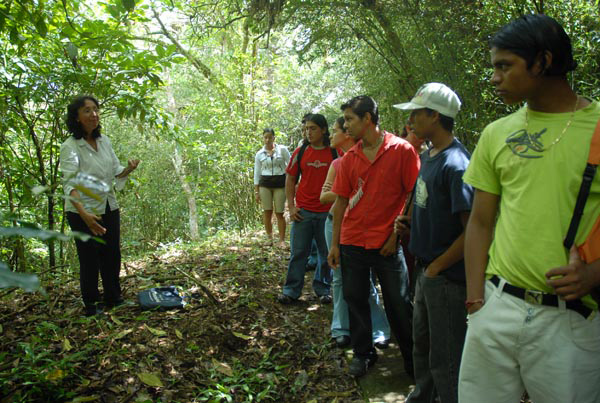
[563,119,600,251]
[589,120,600,164]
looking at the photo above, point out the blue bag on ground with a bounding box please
[137,286,186,310]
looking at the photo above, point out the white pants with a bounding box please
[459,279,600,403]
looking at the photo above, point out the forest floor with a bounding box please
[0,231,416,403]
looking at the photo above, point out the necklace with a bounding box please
[363,134,383,150]
[525,95,580,151]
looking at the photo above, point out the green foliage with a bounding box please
[0,0,181,269]
[0,226,92,243]
[197,353,283,402]
[284,0,600,147]
[0,211,100,292]
[0,340,86,402]
[0,262,40,292]
[2,0,600,260]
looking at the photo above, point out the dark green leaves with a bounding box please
[121,0,136,12]
[0,226,95,242]
[35,15,48,38]
[0,262,41,292]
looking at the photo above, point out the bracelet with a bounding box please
[465,299,484,309]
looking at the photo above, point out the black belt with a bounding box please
[490,275,593,319]
[415,257,430,268]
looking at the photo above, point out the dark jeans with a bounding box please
[282,209,331,299]
[340,244,413,367]
[407,266,467,403]
[67,203,122,308]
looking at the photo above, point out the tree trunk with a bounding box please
[164,76,200,241]
[47,194,56,269]
[171,148,199,241]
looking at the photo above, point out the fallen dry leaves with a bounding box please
[0,232,361,402]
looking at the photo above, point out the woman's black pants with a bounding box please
[67,203,122,308]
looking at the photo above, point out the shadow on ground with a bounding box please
[355,344,414,403]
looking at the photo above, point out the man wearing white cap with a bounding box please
[395,82,473,403]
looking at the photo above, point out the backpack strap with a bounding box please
[563,119,600,250]
[294,142,309,183]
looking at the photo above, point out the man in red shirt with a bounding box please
[278,114,335,304]
[329,95,420,377]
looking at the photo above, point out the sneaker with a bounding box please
[374,339,390,349]
[319,295,332,304]
[277,294,297,304]
[348,354,378,377]
[334,335,351,348]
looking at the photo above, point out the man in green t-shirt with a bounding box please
[458,14,600,403]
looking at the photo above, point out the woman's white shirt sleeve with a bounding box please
[253,149,263,186]
[281,145,291,167]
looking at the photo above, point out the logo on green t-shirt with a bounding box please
[505,128,546,159]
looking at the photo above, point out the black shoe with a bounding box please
[277,294,297,305]
[348,354,378,377]
[319,295,332,304]
[105,298,125,309]
[374,339,390,349]
[305,263,317,272]
[334,335,351,348]
[84,303,104,317]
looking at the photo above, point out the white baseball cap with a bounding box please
[393,82,461,118]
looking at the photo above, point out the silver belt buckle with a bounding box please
[525,289,543,305]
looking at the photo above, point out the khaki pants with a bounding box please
[259,186,285,213]
[459,279,600,403]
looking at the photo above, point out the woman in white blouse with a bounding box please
[253,128,290,246]
[60,96,139,316]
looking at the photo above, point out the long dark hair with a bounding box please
[306,113,331,146]
[66,95,102,139]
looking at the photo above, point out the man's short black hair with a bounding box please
[490,14,577,76]
[340,95,379,125]
[424,108,454,132]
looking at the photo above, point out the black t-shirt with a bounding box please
[409,138,474,283]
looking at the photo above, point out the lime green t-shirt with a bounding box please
[464,101,600,309]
